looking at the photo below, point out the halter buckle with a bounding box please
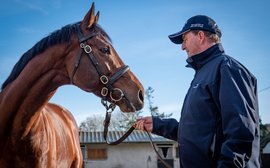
[101,87,109,97]
[84,45,92,53]
[80,43,92,53]
[100,75,109,84]
[80,43,85,48]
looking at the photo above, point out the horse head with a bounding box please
[66,3,144,112]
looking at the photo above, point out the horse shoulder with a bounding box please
[24,103,82,167]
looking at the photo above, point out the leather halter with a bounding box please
[71,23,130,104]
[70,23,132,145]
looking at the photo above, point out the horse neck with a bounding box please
[0,44,70,139]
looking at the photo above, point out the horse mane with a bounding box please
[1,22,111,90]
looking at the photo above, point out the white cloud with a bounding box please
[15,0,48,15]
[14,0,63,15]
[16,27,39,34]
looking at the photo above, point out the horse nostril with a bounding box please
[138,89,144,103]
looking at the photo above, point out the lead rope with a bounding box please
[102,105,171,168]
[144,126,172,168]
[102,99,136,145]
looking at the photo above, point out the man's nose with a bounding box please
[181,43,185,50]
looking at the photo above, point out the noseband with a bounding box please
[70,24,129,108]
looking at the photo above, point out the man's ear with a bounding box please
[198,31,206,43]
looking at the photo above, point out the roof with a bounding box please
[79,130,173,144]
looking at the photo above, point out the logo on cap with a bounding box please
[190,23,204,28]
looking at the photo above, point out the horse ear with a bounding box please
[95,11,100,24]
[81,2,96,29]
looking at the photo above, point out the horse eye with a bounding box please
[100,47,110,55]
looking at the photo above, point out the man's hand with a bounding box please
[133,116,153,132]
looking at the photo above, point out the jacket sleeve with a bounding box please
[152,116,179,141]
[215,62,259,168]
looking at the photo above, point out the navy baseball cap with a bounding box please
[168,15,222,44]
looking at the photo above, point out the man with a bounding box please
[134,15,260,168]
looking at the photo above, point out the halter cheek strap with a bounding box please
[70,23,129,104]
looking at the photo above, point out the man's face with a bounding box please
[181,31,201,57]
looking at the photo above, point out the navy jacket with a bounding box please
[152,44,260,168]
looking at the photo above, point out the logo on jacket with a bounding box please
[193,83,199,88]
[233,152,249,168]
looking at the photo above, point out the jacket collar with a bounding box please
[186,43,224,70]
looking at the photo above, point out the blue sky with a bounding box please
[1,0,269,124]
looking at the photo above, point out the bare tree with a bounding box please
[79,115,104,131]
[79,111,142,131]
[145,86,172,118]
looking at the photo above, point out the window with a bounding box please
[80,145,87,160]
[157,144,173,159]
[88,148,108,160]
[175,147,179,158]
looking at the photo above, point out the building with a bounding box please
[79,130,179,168]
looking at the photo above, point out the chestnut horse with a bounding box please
[0,3,144,168]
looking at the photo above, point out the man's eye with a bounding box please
[100,47,110,55]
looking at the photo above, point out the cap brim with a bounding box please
[168,29,190,44]
[168,31,183,44]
